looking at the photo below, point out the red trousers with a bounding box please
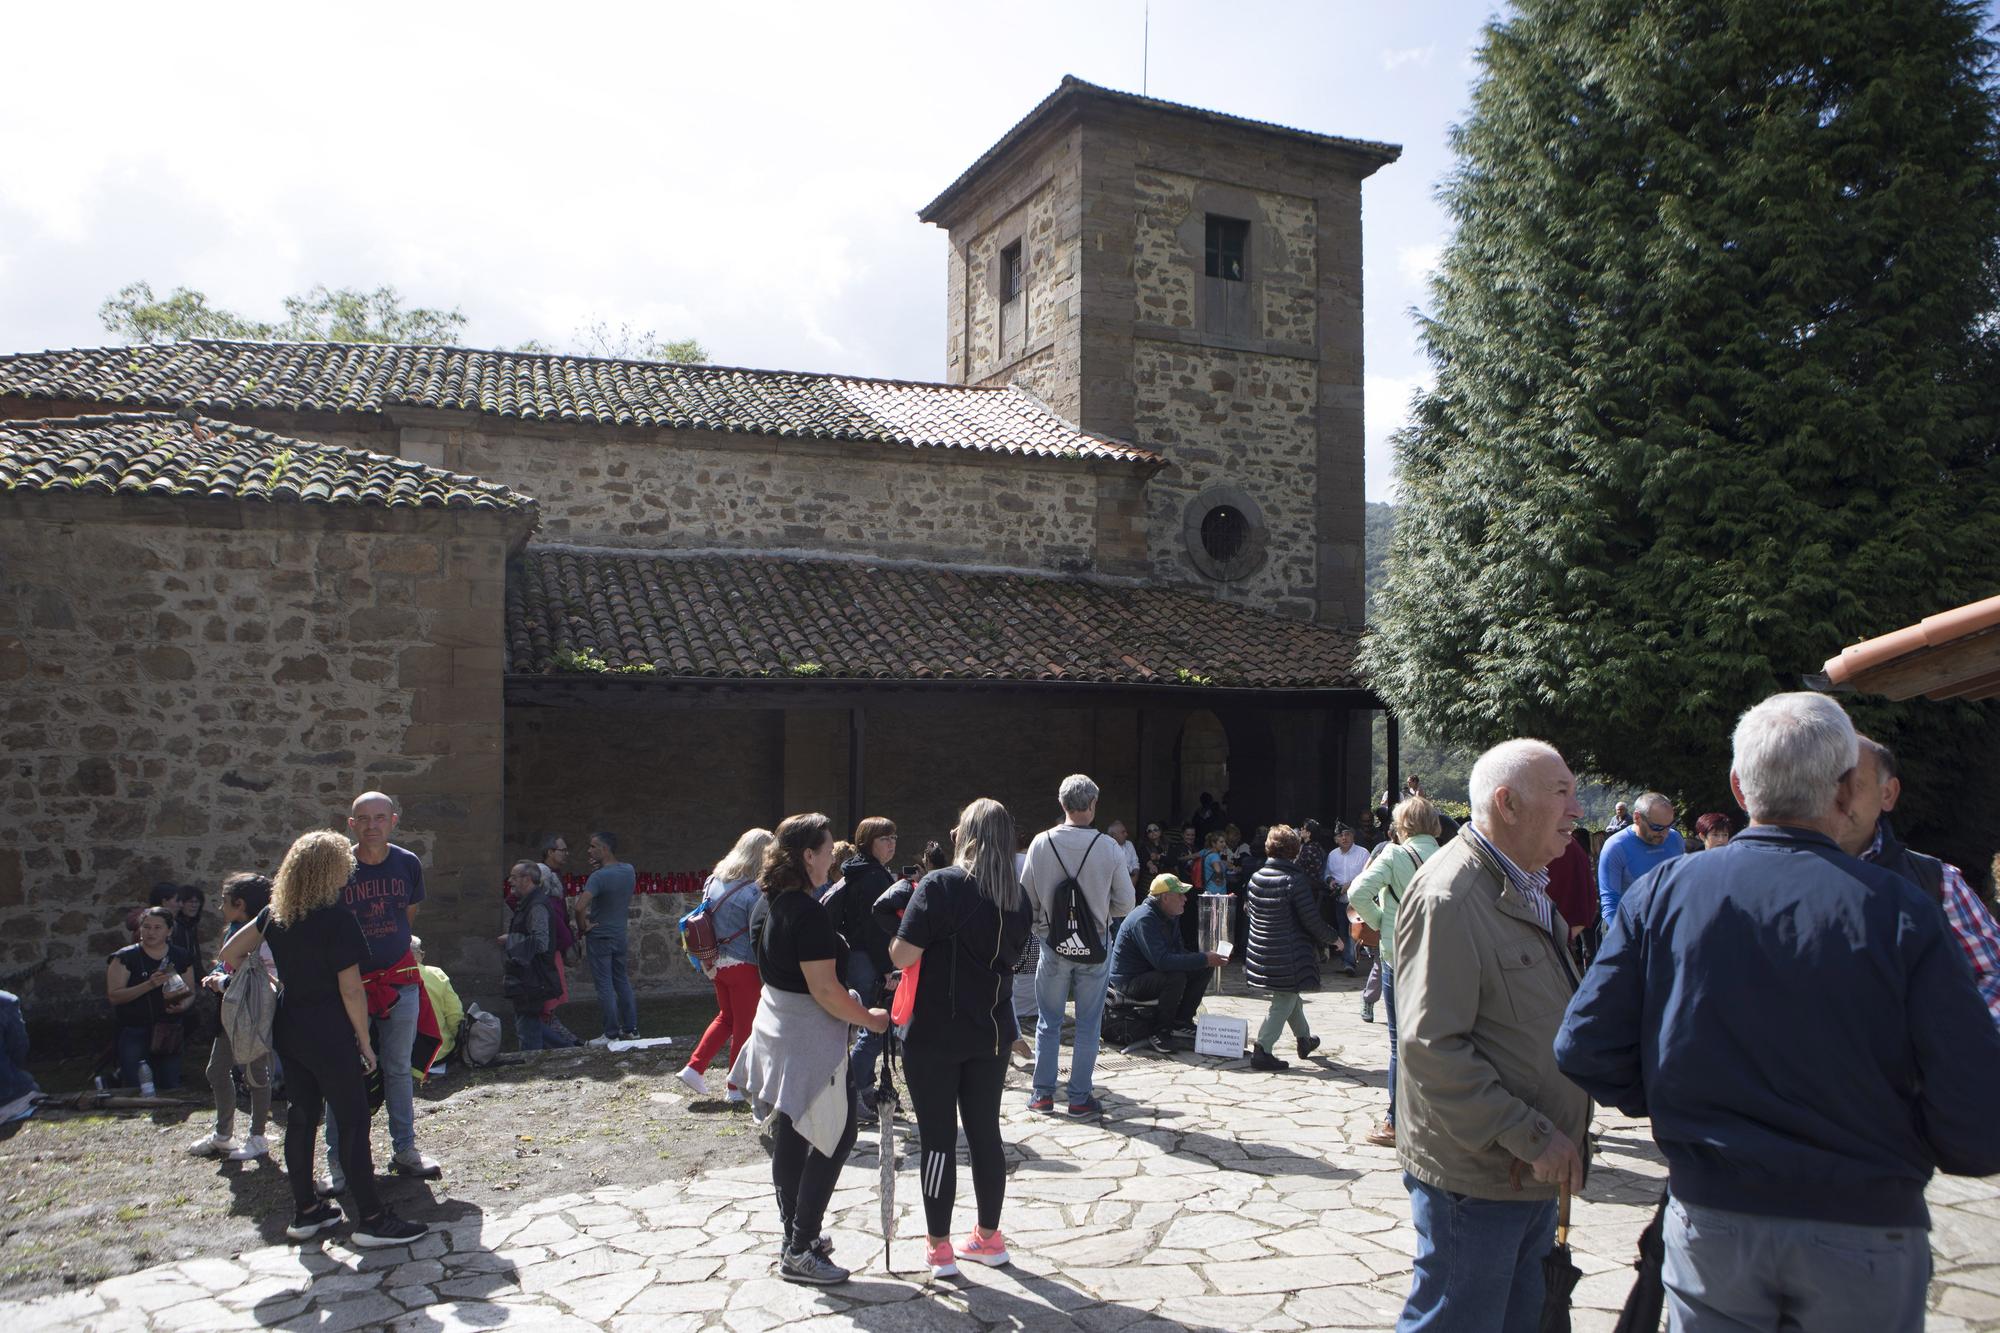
[686,963,760,1087]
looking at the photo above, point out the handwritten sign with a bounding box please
[1193,1014,1249,1059]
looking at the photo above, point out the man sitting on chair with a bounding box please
[1108,876,1226,1055]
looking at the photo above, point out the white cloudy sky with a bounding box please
[0,0,1508,501]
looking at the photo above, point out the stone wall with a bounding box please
[0,493,520,1015]
[1131,342,1321,616]
[1130,168,1318,345]
[946,123,1086,424]
[406,419,1106,577]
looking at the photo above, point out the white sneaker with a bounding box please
[315,1172,346,1199]
[186,1133,235,1158]
[229,1134,270,1160]
[726,1087,747,1105]
[587,1035,614,1049]
[676,1066,710,1096]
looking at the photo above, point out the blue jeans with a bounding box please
[116,1026,183,1090]
[1383,963,1399,1125]
[1663,1196,1929,1333]
[587,934,637,1038]
[846,953,884,1092]
[515,1012,545,1051]
[1399,1172,1557,1333]
[325,981,418,1164]
[1033,950,1108,1104]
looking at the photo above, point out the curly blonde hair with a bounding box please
[271,830,356,926]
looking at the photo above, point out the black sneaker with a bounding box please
[1250,1045,1291,1072]
[1145,1033,1178,1055]
[285,1202,343,1241]
[1297,1035,1322,1060]
[1170,1024,1198,1039]
[352,1210,428,1248]
[780,1246,850,1285]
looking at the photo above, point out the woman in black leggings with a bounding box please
[219,831,424,1247]
[886,797,1033,1278]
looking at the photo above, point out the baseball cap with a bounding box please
[1149,874,1191,897]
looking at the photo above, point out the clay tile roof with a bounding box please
[1815,593,2000,702]
[507,547,1364,691]
[921,75,1403,223]
[0,340,1160,465]
[0,411,534,514]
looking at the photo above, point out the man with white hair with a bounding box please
[1557,693,2000,1333]
[1022,774,1135,1117]
[1393,739,1589,1333]
[1595,790,1684,925]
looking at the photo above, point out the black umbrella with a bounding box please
[1611,1191,1668,1333]
[1540,1184,1582,1333]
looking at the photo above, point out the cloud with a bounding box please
[1396,242,1444,287]
[1381,45,1435,72]
[1365,372,1435,504]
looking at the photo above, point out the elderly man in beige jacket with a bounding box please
[1391,738,1590,1333]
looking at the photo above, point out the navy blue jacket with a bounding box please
[1109,898,1207,990]
[1555,824,2000,1227]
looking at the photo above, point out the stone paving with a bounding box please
[9,982,2000,1331]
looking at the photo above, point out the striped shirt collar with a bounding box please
[1470,825,1554,930]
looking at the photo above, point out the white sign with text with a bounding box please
[1193,1014,1249,1059]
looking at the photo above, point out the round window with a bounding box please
[1182,488,1267,582]
[1199,506,1250,563]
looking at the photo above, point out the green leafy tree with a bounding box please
[1364,0,2000,868]
[101,283,708,365]
[101,282,465,345]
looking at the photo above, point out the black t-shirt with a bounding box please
[109,944,194,1028]
[756,888,846,995]
[256,904,369,1010]
[897,867,1033,1058]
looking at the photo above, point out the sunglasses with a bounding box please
[1641,818,1673,834]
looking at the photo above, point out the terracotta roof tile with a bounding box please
[507,548,1362,690]
[0,340,1158,465]
[0,411,534,514]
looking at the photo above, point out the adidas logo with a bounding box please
[1053,933,1090,956]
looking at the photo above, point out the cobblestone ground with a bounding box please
[9,984,2000,1331]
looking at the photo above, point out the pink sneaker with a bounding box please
[961,1227,1010,1267]
[925,1238,959,1278]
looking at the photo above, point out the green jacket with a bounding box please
[1347,834,1440,969]
[1393,824,1589,1201]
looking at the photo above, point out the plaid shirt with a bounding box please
[1470,826,1554,934]
[1867,829,2000,1029]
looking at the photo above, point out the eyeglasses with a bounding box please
[1641,818,1672,835]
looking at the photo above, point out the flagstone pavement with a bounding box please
[10,983,2000,1332]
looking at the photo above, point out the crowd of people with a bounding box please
[41,687,2000,1325]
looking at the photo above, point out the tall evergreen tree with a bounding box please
[1365,0,2000,867]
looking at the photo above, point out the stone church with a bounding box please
[0,77,1399,1009]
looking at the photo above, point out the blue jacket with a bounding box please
[1109,898,1207,990]
[701,875,763,967]
[1555,825,2000,1227]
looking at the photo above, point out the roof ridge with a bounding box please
[93,338,1031,395]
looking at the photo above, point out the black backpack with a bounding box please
[1044,832,1107,965]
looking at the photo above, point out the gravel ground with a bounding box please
[0,999,766,1303]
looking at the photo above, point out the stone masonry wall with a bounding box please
[1130,168,1318,344]
[947,124,1086,425]
[1131,342,1321,616]
[0,495,517,1015]
[430,422,1103,576]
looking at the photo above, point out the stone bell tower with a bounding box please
[920,76,1399,625]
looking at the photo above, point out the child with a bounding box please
[187,872,276,1161]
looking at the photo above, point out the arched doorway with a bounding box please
[1176,710,1229,823]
